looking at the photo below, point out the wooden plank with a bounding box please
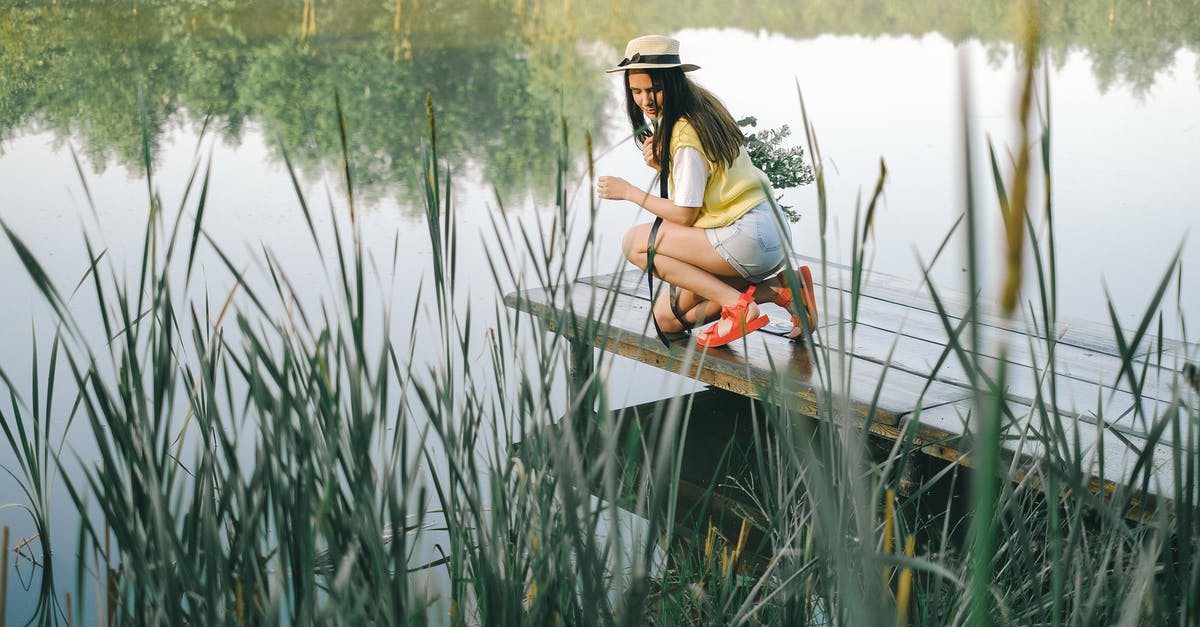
[578,265,1188,371]
[830,323,1184,444]
[573,269,1189,443]
[798,257,1184,359]
[884,400,1182,504]
[581,255,1193,362]
[506,273,1191,506]
[841,288,1184,406]
[505,282,975,427]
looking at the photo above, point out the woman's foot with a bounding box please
[696,287,770,348]
[770,267,818,340]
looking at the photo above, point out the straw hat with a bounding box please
[605,35,700,73]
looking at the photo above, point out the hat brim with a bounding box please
[604,62,700,74]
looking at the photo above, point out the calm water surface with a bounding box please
[1,1,1198,618]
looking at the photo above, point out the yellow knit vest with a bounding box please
[668,118,772,228]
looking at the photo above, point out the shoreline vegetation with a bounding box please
[2,10,1199,627]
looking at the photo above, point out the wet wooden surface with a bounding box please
[504,255,1197,497]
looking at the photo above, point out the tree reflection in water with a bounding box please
[1,0,1197,203]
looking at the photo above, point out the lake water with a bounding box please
[1,1,1198,620]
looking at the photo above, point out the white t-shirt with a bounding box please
[671,146,710,208]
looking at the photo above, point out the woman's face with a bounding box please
[628,72,662,120]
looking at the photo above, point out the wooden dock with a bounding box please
[505,255,1196,504]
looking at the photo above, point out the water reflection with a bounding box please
[0,0,611,206]
[2,0,1197,205]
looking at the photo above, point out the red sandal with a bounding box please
[696,286,770,348]
[774,266,818,340]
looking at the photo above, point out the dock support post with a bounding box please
[568,337,596,421]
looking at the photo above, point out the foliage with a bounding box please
[739,116,815,223]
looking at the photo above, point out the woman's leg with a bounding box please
[760,269,818,339]
[623,220,762,335]
[652,286,721,333]
[663,276,791,333]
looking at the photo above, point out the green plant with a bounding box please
[739,116,815,223]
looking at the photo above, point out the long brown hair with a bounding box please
[623,68,744,183]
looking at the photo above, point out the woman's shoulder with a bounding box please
[671,117,701,144]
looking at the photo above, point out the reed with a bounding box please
[0,323,68,624]
[1,525,8,625]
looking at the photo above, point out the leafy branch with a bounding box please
[739,116,814,222]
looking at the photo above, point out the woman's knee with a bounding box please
[622,225,648,266]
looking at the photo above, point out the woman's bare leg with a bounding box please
[651,287,721,333]
[663,275,793,333]
[623,221,767,337]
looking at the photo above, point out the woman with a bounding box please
[597,35,817,348]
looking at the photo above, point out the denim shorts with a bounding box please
[705,201,791,283]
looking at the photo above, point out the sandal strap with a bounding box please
[774,287,792,308]
[696,286,770,347]
[720,286,757,324]
[738,285,757,307]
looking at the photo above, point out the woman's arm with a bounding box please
[599,146,709,226]
[597,176,700,225]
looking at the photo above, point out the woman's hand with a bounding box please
[598,175,696,223]
[597,176,635,203]
[642,140,659,169]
